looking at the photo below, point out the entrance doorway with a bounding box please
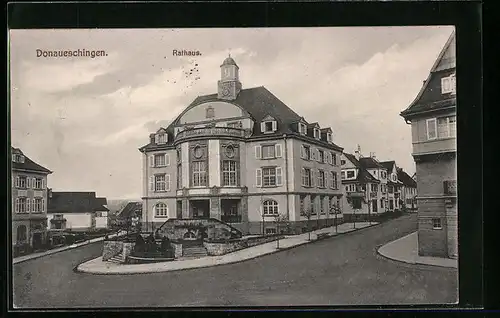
[221,199,241,223]
[190,200,210,219]
[32,232,43,250]
[372,199,378,213]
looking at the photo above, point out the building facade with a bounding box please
[380,160,404,212]
[139,56,344,235]
[397,167,418,210]
[400,31,457,259]
[47,191,109,232]
[11,147,52,252]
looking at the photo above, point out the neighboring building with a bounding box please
[341,149,395,221]
[397,168,418,210]
[47,191,109,232]
[379,160,404,212]
[11,147,52,252]
[95,197,109,229]
[139,55,344,235]
[116,202,142,228]
[400,31,457,259]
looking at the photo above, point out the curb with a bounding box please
[13,232,126,265]
[376,234,458,269]
[75,223,381,275]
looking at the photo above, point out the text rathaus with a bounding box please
[139,56,344,235]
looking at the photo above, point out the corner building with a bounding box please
[139,56,344,235]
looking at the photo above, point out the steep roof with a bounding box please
[96,197,108,206]
[379,160,396,172]
[139,86,343,152]
[11,147,52,174]
[397,168,417,188]
[400,31,456,119]
[48,192,108,213]
[343,153,380,184]
[359,157,385,169]
[118,202,142,219]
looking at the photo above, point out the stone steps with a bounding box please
[107,253,123,264]
[182,246,208,258]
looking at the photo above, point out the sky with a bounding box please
[10,26,454,200]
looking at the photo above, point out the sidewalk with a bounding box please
[77,221,379,275]
[13,231,127,265]
[377,232,457,268]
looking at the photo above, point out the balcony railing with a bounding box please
[175,127,247,142]
[221,215,242,223]
[444,180,457,195]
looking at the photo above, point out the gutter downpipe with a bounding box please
[283,134,290,232]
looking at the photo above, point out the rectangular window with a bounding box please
[263,121,274,132]
[371,184,378,192]
[17,176,27,188]
[302,146,311,160]
[261,145,276,159]
[346,170,355,179]
[341,171,346,180]
[310,195,317,215]
[222,160,238,186]
[227,121,242,129]
[318,170,326,188]
[438,116,456,138]
[380,199,384,209]
[302,168,312,187]
[177,164,182,188]
[331,152,337,165]
[16,197,27,213]
[300,195,306,215]
[432,218,442,229]
[330,171,338,189]
[426,118,437,140]
[154,154,167,167]
[388,186,394,194]
[319,196,325,214]
[441,74,456,94]
[314,129,320,139]
[318,150,324,163]
[33,198,43,213]
[327,133,332,143]
[299,123,307,135]
[262,167,277,187]
[155,174,166,192]
[192,161,207,187]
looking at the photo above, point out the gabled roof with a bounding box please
[379,160,396,172]
[343,153,380,184]
[397,168,417,188]
[400,31,456,119]
[359,157,385,169]
[118,202,142,219]
[48,192,108,213]
[139,86,343,152]
[11,147,52,174]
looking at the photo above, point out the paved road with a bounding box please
[13,214,458,308]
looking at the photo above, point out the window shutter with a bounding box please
[311,149,316,161]
[260,122,266,133]
[311,170,315,187]
[42,199,45,212]
[275,144,282,158]
[255,146,262,159]
[26,178,30,189]
[272,121,277,131]
[149,155,154,167]
[15,198,18,213]
[276,167,283,186]
[42,178,46,189]
[16,176,19,188]
[149,176,155,191]
[165,154,170,166]
[27,199,31,212]
[256,169,262,187]
[300,145,305,159]
[166,174,171,191]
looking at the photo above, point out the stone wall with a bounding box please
[171,242,183,258]
[122,242,135,262]
[156,218,242,240]
[203,235,283,256]
[102,241,123,261]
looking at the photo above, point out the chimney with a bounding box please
[371,152,376,160]
[149,133,155,144]
[354,144,362,160]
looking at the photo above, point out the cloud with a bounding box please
[9,26,454,198]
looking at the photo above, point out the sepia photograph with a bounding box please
[10,26,458,308]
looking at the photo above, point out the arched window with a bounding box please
[155,202,168,217]
[262,199,279,216]
[17,225,27,243]
[205,106,215,119]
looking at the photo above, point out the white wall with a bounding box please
[95,216,108,229]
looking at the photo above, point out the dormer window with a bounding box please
[327,132,333,143]
[155,133,167,144]
[12,154,25,163]
[313,128,321,139]
[299,123,307,135]
[261,120,277,133]
[441,73,456,95]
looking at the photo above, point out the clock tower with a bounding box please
[217,54,242,100]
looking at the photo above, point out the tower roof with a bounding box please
[221,55,238,67]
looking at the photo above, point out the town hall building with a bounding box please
[139,56,344,235]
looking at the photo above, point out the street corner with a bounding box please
[377,232,458,269]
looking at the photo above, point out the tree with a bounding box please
[330,204,342,233]
[273,212,289,249]
[301,207,314,241]
[348,196,363,229]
